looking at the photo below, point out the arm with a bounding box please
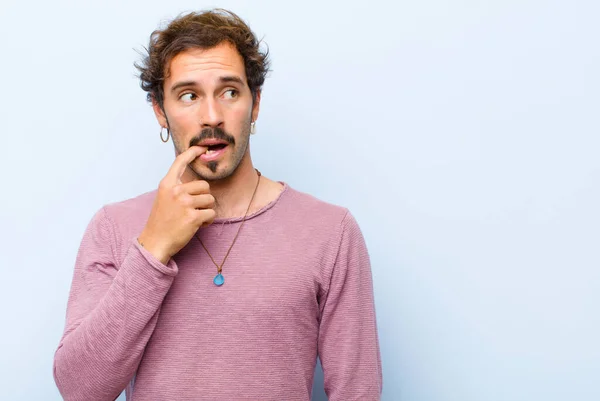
[53,207,178,401]
[318,211,383,400]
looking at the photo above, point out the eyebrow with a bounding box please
[220,75,245,86]
[170,76,245,94]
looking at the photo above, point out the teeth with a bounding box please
[206,150,215,155]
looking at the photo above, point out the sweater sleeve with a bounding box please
[318,211,383,400]
[53,206,178,401]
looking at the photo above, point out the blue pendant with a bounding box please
[213,273,224,286]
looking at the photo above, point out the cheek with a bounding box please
[169,112,201,138]
[169,107,196,125]
[229,99,253,119]
[225,106,252,130]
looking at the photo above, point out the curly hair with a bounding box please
[135,8,270,109]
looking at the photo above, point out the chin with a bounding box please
[191,160,237,181]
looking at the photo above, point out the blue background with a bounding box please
[0,0,598,399]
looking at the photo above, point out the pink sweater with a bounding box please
[53,182,382,400]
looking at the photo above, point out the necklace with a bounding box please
[195,169,262,286]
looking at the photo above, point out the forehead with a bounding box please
[165,42,247,87]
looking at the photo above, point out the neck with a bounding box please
[181,151,260,219]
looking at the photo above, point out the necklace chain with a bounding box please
[195,169,262,275]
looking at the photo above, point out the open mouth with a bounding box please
[200,143,229,161]
[206,143,228,152]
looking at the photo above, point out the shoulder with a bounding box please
[90,189,158,255]
[279,184,353,231]
[102,189,157,222]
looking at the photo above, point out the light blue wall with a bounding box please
[0,0,598,400]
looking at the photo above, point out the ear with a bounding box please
[151,96,168,128]
[251,90,261,122]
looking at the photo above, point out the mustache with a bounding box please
[189,127,236,147]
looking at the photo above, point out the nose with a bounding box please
[200,97,224,129]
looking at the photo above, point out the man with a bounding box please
[53,8,382,401]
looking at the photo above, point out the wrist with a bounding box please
[137,234,171,265]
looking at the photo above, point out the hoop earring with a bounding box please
[250,121,256,135]
[160,127,170,143]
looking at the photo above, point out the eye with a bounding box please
[223,89,238,100]
[179,93,197,103]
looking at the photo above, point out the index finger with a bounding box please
[166,145,207,185]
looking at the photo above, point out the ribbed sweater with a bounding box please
[53,182,382,400]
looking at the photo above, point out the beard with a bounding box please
[171,119,251,182]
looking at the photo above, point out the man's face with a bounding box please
[153,42,260,181]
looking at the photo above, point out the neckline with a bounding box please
[210,181,289,224]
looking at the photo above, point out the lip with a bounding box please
[199,144,228,162]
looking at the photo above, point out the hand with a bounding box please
[138,146,216,264]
